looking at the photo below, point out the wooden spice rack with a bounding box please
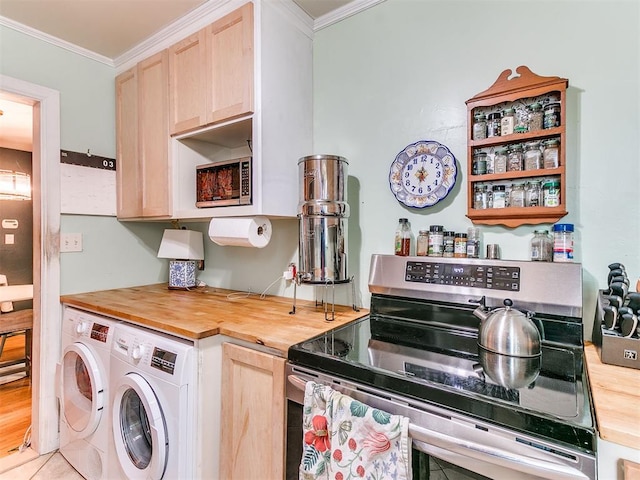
[465,66,569,227]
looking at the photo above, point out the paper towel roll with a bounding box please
[208,216,272,248]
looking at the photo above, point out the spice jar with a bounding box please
[454,233,467,258]
[500,108,515,136]
[514,107,528,134]
[544,102,561,129]
[525,180,542,207]
[472,151,488,175]
[416,230,429,256]
[543,139,560,169]
[466,227,480,258]
[473,185,489,210]
[428,225,444,257]
[552,223,574,262]
[528,102,544,131]
[507,144,523,171]
[487,113,501,137]
[530,230,553,262]
[543,180,560,207]
[493,148,508,174]
[524,141,542,170]
[509,183,525,208]
[443,231,455,258]
[491,185,507,208]
[395,218,412,256]
[472,113,487,141]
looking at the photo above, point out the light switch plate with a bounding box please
[60,233,83,252]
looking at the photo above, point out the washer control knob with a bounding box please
[132,344,145,360]
[75,322,88,334]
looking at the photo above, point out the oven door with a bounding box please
[285,364,595,480]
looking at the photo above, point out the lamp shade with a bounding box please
[157,229,204,260]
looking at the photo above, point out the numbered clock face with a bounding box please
[389,140,457,208]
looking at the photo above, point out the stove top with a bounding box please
[288,255,595,453]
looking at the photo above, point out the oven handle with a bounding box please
[288,374,589,480]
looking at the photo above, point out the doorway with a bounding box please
[0,74,61,468]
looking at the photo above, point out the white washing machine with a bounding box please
[57,306,118,480]
[109,322,197,480]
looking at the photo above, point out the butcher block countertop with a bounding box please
[61,283,368,354]
[584,342,640,450]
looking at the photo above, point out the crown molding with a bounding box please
[0,15,114,67]
[313,0,386,31]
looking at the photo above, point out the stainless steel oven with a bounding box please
[286,254,596,480]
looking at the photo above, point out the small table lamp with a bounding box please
[157,229,205,289]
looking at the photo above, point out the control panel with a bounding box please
[405,261,520,292]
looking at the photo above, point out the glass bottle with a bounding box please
[492,185,507,208]
[428,225,444,257]
[472,113,487,141]
[454,233,467,258]
[416,230,429,256]
[466,227,480,258]
[487,113,501,137]
[507,144,523,171]
[543,180,561,207]
[525,180,542,207]
[544,102,561,129]
[530,230,553,262]
[493,148,508,174]
[528,102,543,131]
[473,185,489,210]
[472,151,488,175]
[509,183,525,208]
[500,107,515,136]
[394,218,412,256]
[514,106,529,134]
[443,231,455,257]
[524,141,542,170]
[543,139,560,169]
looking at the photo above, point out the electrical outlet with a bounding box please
[60,233,83,252]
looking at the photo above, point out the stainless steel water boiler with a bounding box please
[297,155,350,284]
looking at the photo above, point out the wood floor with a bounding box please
[0,333,32,459]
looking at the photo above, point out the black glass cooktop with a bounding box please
[288,296,595,453]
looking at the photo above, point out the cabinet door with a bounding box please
[205,2,254,125]
[220,342,285,480]
[138,50,171,217]
[169,30,207,135]
[115,67,142,218]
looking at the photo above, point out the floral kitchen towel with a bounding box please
[300,381,411,480]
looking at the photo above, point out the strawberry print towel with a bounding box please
[300,381,411,480]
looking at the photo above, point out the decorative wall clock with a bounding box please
[389,140,457,208]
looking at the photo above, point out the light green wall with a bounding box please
[313,0,640,335]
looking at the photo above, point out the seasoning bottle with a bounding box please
[443,231,455,257]
[428,225,444,257]
[394,218,412,256]
[509,183,525,208]
[514,107,529,134]
[492,185,507,208]
[544,102,561,129]
[552,223,574,262]
[528,102,544,131]
[524,141,543,170]
[507,144,523,172]
[473,185,489,210]
[530,230,553,262]
[525,180,542,207]
[543,139,560,169]
[500,108,515,136]
[493,148,508,174]
[454,233,468,258]
[466,227,480,258]
[487,113,501,137]
[472,151,488,175]
[543,180,560,207]
[472,113,487,141]
[416,230,429,256]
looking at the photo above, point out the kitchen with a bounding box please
[0,0,639,479]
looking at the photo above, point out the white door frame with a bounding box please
[0,74,61,454]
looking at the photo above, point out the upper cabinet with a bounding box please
[116,1,312,221]
[169,3,254,136]
[116,51,171,219]
[465,66,568,228]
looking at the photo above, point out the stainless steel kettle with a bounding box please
[473,298,541,357]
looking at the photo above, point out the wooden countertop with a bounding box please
[584,342,640,450]
[61,284,368,354]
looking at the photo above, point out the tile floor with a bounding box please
[0,451,82,480]
[430,457,488,480]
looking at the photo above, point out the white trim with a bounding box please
[313,0,387,31]
[0,74,61,455]
[0,15,114,67]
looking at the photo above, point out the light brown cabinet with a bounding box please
[220,342,285,479]
[116,50,171,219]
[169,3,253,136]
[465,66,568,228]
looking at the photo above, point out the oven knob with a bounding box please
[131,344,146,360]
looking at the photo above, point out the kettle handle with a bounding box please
[469,296,486,308]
